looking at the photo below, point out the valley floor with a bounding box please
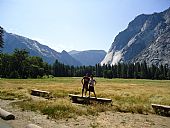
[0,99,170,128]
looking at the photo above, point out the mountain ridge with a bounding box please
[69,50,106,66]
[2,31,82,66]
[1,30,106,66]
[102,7,170,66]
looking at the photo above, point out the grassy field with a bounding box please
[0,77,170,119]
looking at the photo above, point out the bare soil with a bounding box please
[0,99,170,128]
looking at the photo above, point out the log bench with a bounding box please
[69,94,112,104]
[0,108,15,120]
[152,104,170,117]
[31,89,50,98]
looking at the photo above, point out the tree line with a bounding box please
[52,60,170,80]
[0,49,170,79]
[98,62,170,80]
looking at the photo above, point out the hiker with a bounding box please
[89,75,96,98]
[81,73,90,97]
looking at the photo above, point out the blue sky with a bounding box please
[1,0,170,52]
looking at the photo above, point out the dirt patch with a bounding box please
[0,99,170,128]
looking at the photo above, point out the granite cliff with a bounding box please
[102,8,170,66]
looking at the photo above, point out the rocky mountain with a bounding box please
[69,50,106,66]
[2,31,82,66]
[101,7,170,66]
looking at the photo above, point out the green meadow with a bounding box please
[0,77,170,119]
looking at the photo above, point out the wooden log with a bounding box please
[152,104,170,116]
[25,124,42,128]
[69,94,112,104]
[0,108,15,120]
[31,89,50,97]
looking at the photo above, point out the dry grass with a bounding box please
[0,77,170,119]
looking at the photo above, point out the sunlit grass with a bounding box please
[0,77,170,119]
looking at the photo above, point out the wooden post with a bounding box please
[0,108,15,120]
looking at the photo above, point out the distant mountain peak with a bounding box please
[61,50,67,54]
[69,50,81,55]
[69,50,106,66]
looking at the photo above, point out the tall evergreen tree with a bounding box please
[167,69,170,80]
[163,64,168,79]
[0,26,4,49]
[140,61,148,79]
[117,63,122,78]
[154,67,160,79]
[112,65,117,78]
[134,62,141,79]
[127,63,134,78]
[159,64,164,79]
[121,63,127,78]
[150,64,157,79]
[97,64,103,77]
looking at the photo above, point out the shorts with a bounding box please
[89,86,94,92]
[82,84,88,91]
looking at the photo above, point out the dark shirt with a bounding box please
[83,76,90,85]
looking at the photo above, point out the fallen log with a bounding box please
[0,108,15,120]
[31,89,50,97]
[69,94,112,104]
[152,104,170,117]
[25,124,42,128]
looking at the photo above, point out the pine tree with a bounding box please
[98,64,103,77]
[0,26,4,49]
[53,60,60,77]
[167,69,170,80]
[112,65,117,78]
[159,64,164,79]
[121,63,127,78]
[134,62,141,79]
[127,63,134,78]
[154,67,160,79]
[150,64,157,79]
[140,61,148,79]
[163,64,168,79]
[117,63,122,78]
